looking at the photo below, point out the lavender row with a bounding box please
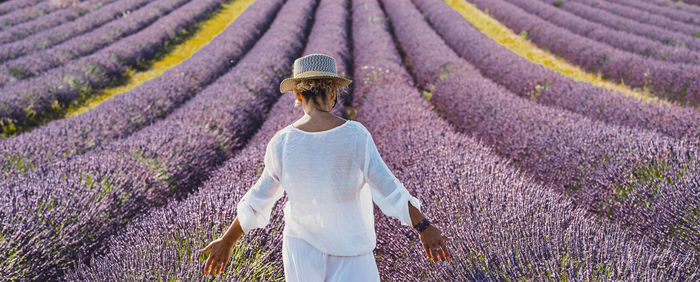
[0,0,283,183]
[0,0,119,45]
[388,0,699,256]
[505,0,700,65]
[67,2,352,278]
[411,0,700,144]
[0,0,190,83]
[0,0,77,29]
[0,0,318,279]
[0,0,150,62]
[607,0,700,26]
[0,0,225,136]
[0,0,42,16]
[540,0,700,52]
[567,0,700,43]
[646,0,700,15]
[355,0,694,279]
[468,0,700,106]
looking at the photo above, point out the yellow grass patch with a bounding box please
[444,0,669,106]
[66,0,256,117]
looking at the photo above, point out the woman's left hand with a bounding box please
[199,237,235,277]
[419,224,451,264]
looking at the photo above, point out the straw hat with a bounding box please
[279,53,352,93]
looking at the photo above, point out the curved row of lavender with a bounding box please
[537,0,700,52]
[67,0,351,278]
[504,0,700,65]
[0,0,226,136]
[468,0,700,107]
[0,0,43,16]
[386,0,698,258]
[0,0,319,279]
[361,0,693,279]
[645,0,700,16]
[0,0,283,181]
[0,0,79,29]
[411,0,700,145]
[0,0,117,45]
[0,0,142,51]
[0,0,150,61]
[565,0,700,43]
[0,0,190,83]
[607,0,700,26]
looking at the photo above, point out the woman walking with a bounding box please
[199,53,451,281]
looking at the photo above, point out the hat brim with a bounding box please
[280,75,352,93]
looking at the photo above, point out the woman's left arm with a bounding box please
[199,135,284,277]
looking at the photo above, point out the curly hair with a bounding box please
[294,78,348,110]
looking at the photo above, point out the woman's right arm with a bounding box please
[362,128,451,264]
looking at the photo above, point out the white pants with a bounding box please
[282,234,380,282]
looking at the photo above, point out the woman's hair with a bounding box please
[294,78,347,109]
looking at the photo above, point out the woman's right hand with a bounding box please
[199,237,236,277]
[419,224,451,264]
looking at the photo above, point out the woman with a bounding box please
[199,53,451,281]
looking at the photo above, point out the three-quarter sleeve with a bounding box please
[236,134,284,234]
[362,129,421,227]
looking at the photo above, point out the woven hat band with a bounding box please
[295,70,340,78]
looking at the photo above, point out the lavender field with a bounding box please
[0,0,698,280]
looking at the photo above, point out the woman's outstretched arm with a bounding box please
[199,216,244,276]
[408,201,451,264]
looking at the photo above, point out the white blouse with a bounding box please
[236,120,421,256]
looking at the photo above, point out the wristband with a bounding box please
[413,218,431,233]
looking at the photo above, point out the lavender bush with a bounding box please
[0,0,226,136]
[0,0,284,182]
[411,0,700,144]
[0,0,123,45]
[504,0,700,65]
[0,0,319,279]
[0,0,43,16]
[0,0,191,80]
[644,0,700,16]
[569,0,700,38]
[0,0,151,60]
[607,0,700,26]
[0,0,78,30]
[352,0,695,279]
[468,0,700,106]
[384,0,698,258]
[539,0,700,52]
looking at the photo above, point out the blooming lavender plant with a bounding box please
[468,0,700,106]
[0,0,190,79]
[607,0,700,26]
[0,0,284,181]
[505,0,700,64]
[569,0,700,38]
[412,0,700,144]
[384,0,699,258]
[0,0,226,135]
[352,0,696,279]
[539,0,700,52]
[0,0,133,46]
[0,0,78,29]
[0,0,43,17]
[0,0,319,279]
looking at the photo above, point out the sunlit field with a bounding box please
[0,0,698,280]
